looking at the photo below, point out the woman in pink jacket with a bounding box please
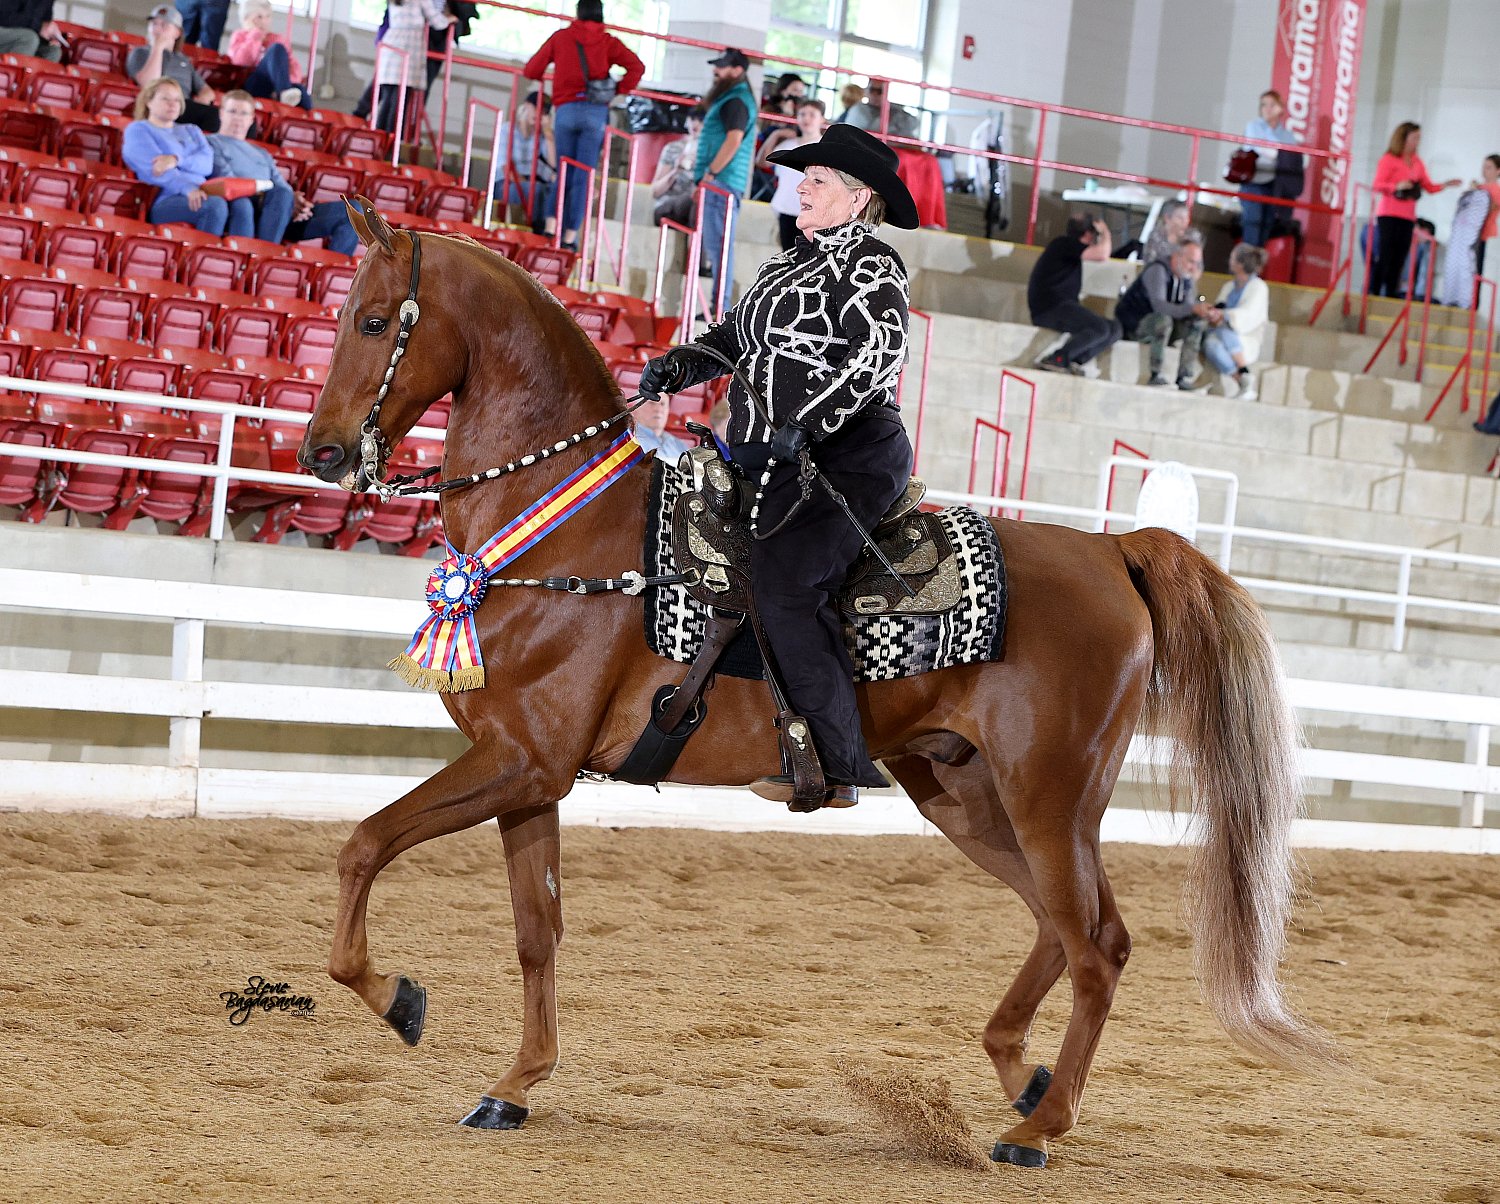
[1371,121,1460,297]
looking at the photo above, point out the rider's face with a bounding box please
[796,165,868,234]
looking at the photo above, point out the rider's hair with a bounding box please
[833,169,886,227]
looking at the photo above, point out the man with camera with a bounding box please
[1028,212,1121,376]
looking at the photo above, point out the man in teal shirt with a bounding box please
[694,47,756,317]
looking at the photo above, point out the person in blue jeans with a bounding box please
[209,91,359,254]
[522,0,644,251]
[694,47,757,316]
[122,78,249,237]
[176,0,231,50]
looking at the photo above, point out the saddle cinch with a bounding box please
[614,424,966,811]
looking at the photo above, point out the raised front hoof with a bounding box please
[991,1140,1048,1169]
[381,975,427,1047]
[457,1096,529,1130]
[1012,1064,1053,1117]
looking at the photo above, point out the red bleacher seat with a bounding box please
[33,394,113,429]
[0,62,23,99]
[110,356,184,397]
[185,367,256,405]
[0,210,37,258]
[114,231,180,280]
[0,99,56,152]
[303,164,363,206]
[75,285,148,341]
[40,224,113,272]
[218,305,283,359]
[0,336,27,376]
[85,77,137,116]
[81,177,154,220]
[55,115,122,166]
[30,346,108,387]
[517,245,574,287]
[149,296,217,349]
[0,276,70,330]
[418,185,481,224]
[258,373,321,415]
[0,252,48,279]
[611,358,646,396]
[52,425,145,525]
[266,113,330,155]
[245,256,313,300]
[364,173,419,212]
[361,437,443,554]
[130,436,219,535]
[0,415,59,518]
[180,244,249,291]
[565,302,616,341]
[11,161,84,210]
[22,72,88,110]
[310,261,356,309]
[281,314,337,369]
[327,126,391,161]
[248,420,370,546]
[67,35,129,77]
[116,407,190,438]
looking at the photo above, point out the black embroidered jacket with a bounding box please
[690,220,910,445]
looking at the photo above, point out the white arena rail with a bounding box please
[0,566,1494,855]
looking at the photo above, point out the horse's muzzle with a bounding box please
[298,439,360,487]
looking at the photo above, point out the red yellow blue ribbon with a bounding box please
[390,430,644,692]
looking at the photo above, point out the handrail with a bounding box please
[369,43,411,168]
[692,180,736,327]
[592,126,641,291]
[995,370,1035,518]
[1426,277,1498,422]
[554,156,596,285]
[901,309,933,474]
[968,418,1011,514]
[1362,247,1422,375]
[460,98,506,233]
[1100,439,1149,534]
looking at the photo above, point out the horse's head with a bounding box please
[298,198,466,490]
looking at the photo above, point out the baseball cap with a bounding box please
[707,47,749,69]
[148,5,184,27]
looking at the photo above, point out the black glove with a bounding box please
[769,421,810,463]
[638,352,689,401]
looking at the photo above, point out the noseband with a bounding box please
[357,227,424,489]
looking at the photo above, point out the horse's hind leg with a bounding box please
[458,802,564,1130]
[885,755,1066,1108]
[328,742,517,1041]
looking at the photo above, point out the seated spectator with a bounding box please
[0,0,62,62]
[651,110,701,229]
[758,99,824,250]
[228,0,311,110]
[844,79,917,139]
[209,90,358,254]
[496,90,556,236]
[1140,199,1191,264]
[1028,213,1120,376]
[1203,243,1269,400]
[1115,236,1214,389]
[632,393,691,460]
[831,82,863,125]
[129,5,220,133]
[123,78,242,236]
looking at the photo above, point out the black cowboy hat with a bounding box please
[767,123,919,229]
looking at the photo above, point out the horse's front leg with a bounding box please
[458,802,563,1130]
[328,742,519,1042]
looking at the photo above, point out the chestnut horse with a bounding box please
[298,203,1336,1168]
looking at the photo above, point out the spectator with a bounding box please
[372,0,452,138]
[128,5,220,133]
[0,0,62,62]
[209,90,358,254]
[1475,154,1500,278]
[1371,121,1461,298]
[694,46,757,316]
[632,393,692,460]
[497,90,556,236]
[1411,218,1439,301]
[651,110,701,228]
[1115,237,1214,389]
[227,0,309,109]
[1028,212,1120,376]
[123,78,241,236]
[1203,242,1269,400]
[758,98,825,251]
[1474,389,1500,435]
[845,79,918,140]
[1141,199,1190,264]
[1238,89,1303,247]
[523,1,644,253]
[424,2,476,89]
[176,0,230,50]
[831,81,863,125]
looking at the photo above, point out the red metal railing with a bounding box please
[901,309,933,474]
[459,99,505,231]
[1425,277,1498,422]
[1362,244,1429,376]
[591,126,642,290]
[994,370,1036,519]
[554,156,596,284]
[1102,439,1150,532]
[968,419,1012,514]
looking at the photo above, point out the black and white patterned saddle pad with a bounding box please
[642,459,1007,683]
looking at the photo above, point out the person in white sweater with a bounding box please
[1203,242,1270,399]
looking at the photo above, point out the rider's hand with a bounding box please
[639,352,689,400]
[769,421,809,463]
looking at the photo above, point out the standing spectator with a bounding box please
[128,6,220,133]
[122,78,242,236]
[523,1,644,252]
[497,91,556,236]
[845,79,917,139]
[631,393,692,460]
[1371,122,1461,298]
[176,0,230,51]
[1471,154,1500,278]
[1028,213,1120,376]
[831,81,863,125]
[0,0,62,62]
[372,0,452,139]
[1238,90,1303,247]
[758,98,825,250]
[1203,243,1270,400]
[227,0,309,109]
[694,46,757,316]
[1115,237,1214,389]
[1141,199,1191,264]
[425,2,476,89]
[651,110,701,228]
[209,90,358,254]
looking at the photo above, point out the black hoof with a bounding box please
[1012,1064,1052,1117]
[381,976,426,1047]
[991,1140,1047,1169]
[457,1096,529,1130]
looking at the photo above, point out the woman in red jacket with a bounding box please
[523,1,644,252]
[1371,121,1460,297]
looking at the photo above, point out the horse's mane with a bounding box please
[435,233,626,413]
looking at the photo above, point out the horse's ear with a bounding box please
[345,195,395,254]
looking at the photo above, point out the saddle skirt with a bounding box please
[642,454,1007,683]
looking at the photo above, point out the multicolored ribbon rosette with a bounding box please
[390,430,644,692]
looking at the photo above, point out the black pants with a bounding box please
[1374,215,1415,297]
[374,85,423,137]
[1032,301,1121,366]
[746,412,912,786]
[777,212,799,252]
[177,100,219,134]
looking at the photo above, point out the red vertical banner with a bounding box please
[1271,0,1365,286]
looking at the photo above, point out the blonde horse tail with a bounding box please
[1118,527,1343,1071]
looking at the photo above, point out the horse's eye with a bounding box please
[362,316,388,335]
